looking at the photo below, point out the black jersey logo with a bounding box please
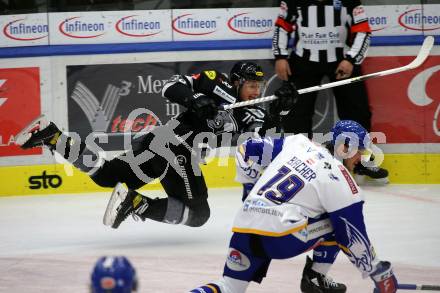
[207,110,238,134]
[204,71,217,80]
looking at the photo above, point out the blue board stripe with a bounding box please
[0,35,438,59]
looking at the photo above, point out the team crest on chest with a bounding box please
[207,110,238,134]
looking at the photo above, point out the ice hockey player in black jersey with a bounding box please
[17,61,298,230]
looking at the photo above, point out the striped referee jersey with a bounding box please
[272,0,371,64]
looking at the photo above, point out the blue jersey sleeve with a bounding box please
[243,137,284,168]
[235,137,284,185]
[242,183,254,202]
[329,202,379,276]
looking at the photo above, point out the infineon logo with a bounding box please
[59,16,105,38]
[3,18,48,41]
[115,15,161,37]
[172,14,217,35]
[227,12,273,34]
[398,8,440,31]
[368,16,388,32]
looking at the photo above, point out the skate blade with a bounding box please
[103,182,128,226]
[15,114,48,146]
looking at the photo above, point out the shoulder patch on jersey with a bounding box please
[338,165,358,194]
[352,5,368,23]
[213,85,236,103]
[353,5,366,16]
[204,71,217,80]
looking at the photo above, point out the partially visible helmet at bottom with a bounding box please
[91,256,138,293]
[331,120,371,150]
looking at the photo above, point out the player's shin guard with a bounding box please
[301,256,347,293]
[312,243,341,275]
[159,197,210,227]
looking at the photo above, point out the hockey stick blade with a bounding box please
[405,35,435,69]
[222,36,434,110]
[398,283,440,291]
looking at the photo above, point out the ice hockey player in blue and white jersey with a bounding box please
[190,120,398,293]
[235,134,346,293]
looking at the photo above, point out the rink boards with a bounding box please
[0,45,440,196]
[0,153,439,196]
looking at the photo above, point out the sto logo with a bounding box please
[407,65,440,136]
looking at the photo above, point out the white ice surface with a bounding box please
[0,185,439,292]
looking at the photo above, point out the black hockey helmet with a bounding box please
[230,61,265,84]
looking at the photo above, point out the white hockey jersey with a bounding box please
[234,135,379,276]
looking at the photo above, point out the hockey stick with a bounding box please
[222,35,435,110]
[398,284,440,291]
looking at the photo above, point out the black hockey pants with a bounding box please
[90,121,210,227]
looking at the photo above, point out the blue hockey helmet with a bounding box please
[331,120,371,150]
[91,256,138,293]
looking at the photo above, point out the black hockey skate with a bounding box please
[103,183,149,229]
[354,163,389,185]
[16,115,62,151]
[301,256,347,293]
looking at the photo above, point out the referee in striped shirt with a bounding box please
[272,0,389,184]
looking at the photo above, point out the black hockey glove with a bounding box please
[189,93,218,120]
[271,81,299,115]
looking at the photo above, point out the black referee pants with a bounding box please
[282,55,372,138]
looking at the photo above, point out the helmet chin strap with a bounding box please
[236,78,246,100]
